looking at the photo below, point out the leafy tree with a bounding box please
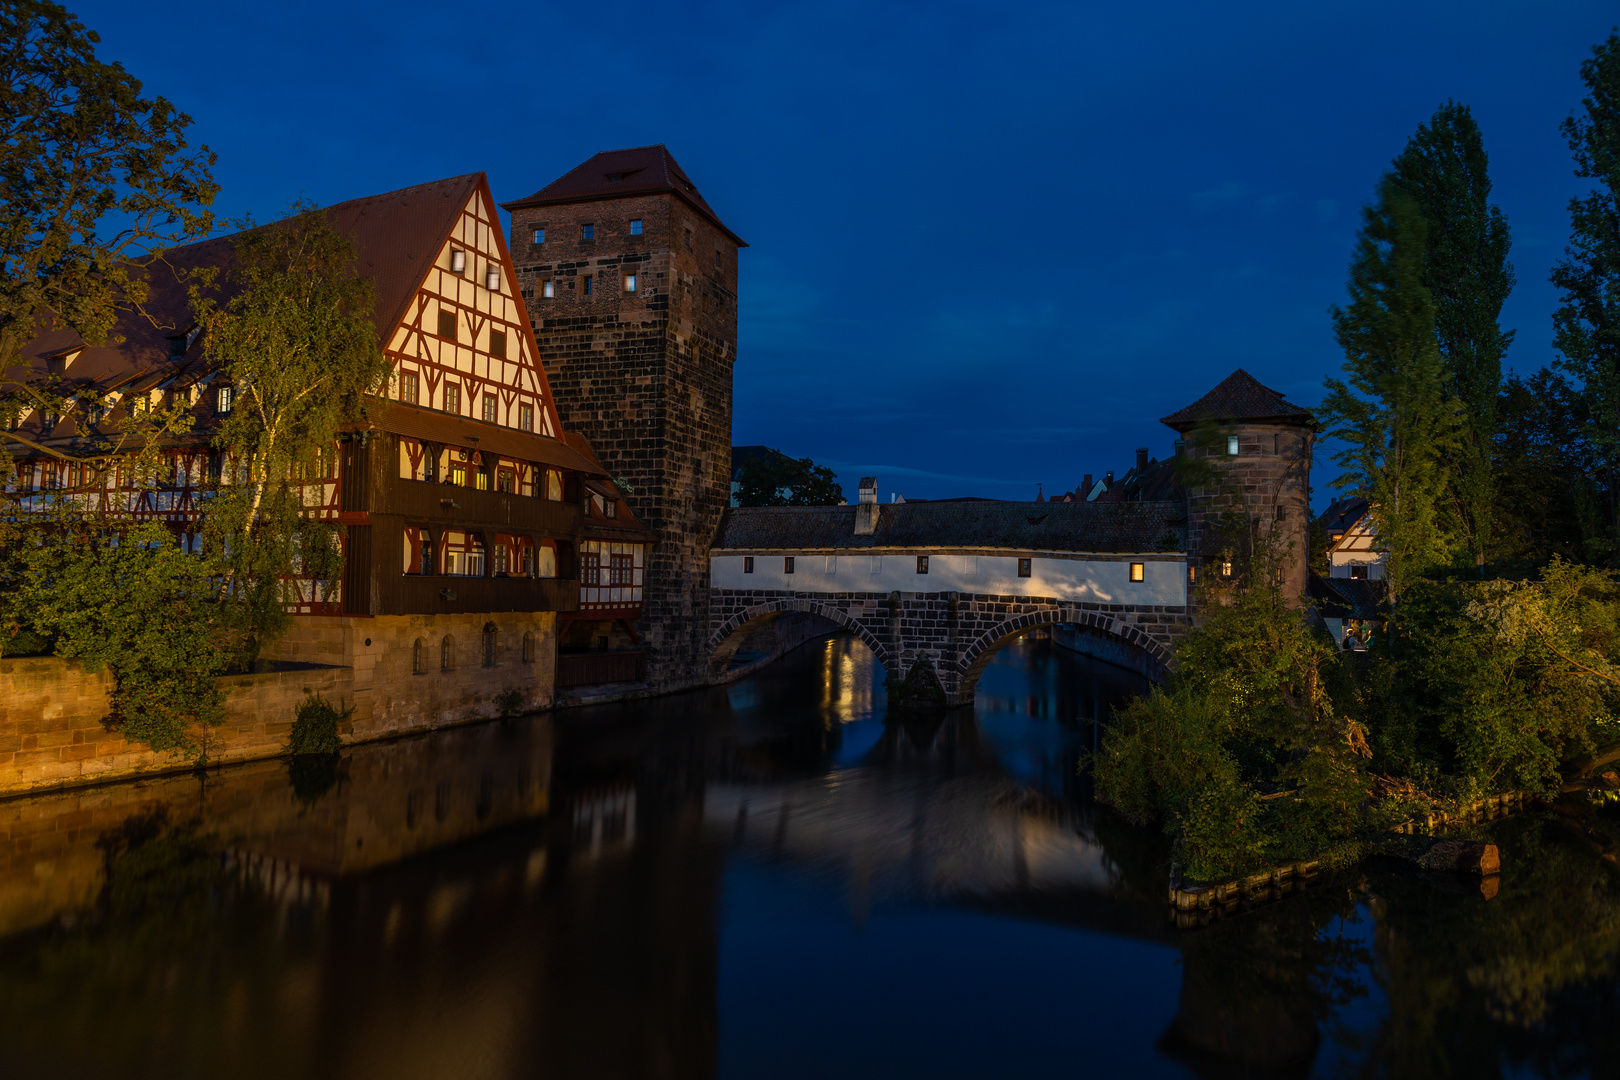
[0,0,216,475]
[1391,102,1514,572]
[193,203,388,664]
[1494,370,1610,566]
[1552,31,1620,561]
[1320,176,1456,607]
[734,448,844,506]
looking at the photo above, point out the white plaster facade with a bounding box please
[1328,516,1385,580]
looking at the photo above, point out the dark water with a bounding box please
[2,636,1619,1079]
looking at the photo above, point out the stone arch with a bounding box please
[708,599,893,680]
[954,606,1171,703]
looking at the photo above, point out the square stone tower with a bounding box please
[502,146,744,692]
[1160,370,1317,602]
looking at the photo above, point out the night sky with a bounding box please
[74,1,1617,504]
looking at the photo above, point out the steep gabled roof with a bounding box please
[499,145,746,247]
[1160,369,1316,432]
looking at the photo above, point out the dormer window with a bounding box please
[216,386,233,414]
[450,249,467,274]
[607,172,625,182]
[168,337,187,357]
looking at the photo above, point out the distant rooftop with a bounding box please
[1160,369,1316,432]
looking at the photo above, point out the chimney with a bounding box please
[1082,473,1092,494]
[855,476,880,535]
[1105,471,1114,485]
[1135,447,1149,472]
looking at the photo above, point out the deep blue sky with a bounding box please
[77,1,1616,503]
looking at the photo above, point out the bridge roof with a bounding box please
[712,501,1185,553]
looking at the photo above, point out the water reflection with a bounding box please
[0,635,1617,1079]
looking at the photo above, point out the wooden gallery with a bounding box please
[2,173,656,792]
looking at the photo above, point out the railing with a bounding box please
[378,574,579,616]
[380,476,583,533]
[556,650,646,687]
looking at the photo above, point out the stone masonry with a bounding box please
[708,589,1185,705]
[503,149,741,694]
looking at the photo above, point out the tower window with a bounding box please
[482,395,497,423]
[715,250,721,269]
[489,330,507,359]
[518,403,534,432]
[685,228,692,249]
[438,310,457,340]
[542,280,554,298]
[1275,506,1287,521]
[1226,435,1240,456]
[444,385,461,415]
[532,227,545,245]
[1188,565,1196,583]
[1129,562,1145,583]
[624,273,637,292]
[400,371,419,404]
[784,556,795,574]
[629,219,643,235]
[1017,557,1031,577]
[744,556,754,573]
[581,223,595,240]
[582,275,594,295]
[916,555,929,574]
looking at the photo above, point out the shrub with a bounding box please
[287,693,349,756]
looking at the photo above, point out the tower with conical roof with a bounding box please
[502,146,745,692]
[1160,369,1317,601]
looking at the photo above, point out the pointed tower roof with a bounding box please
[1159,369,1316,432]
[500,144,746,246]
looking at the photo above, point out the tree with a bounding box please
[194,204,389,665]
[1494,370,1610,566]
[1320,177,1456,607]
[734,449,844,507]
[1552,31,1620,561]
[0,0,217,472]
[1390,102,1514,572]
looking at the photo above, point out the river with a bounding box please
[1,634,1618,1078]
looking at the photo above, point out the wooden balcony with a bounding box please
[556,650,646,688]
[376,574,579,616]
[379,476,583,533]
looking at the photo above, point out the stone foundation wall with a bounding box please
[0,611,558,797]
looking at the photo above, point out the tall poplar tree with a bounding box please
[1321,177,1454,607]
[1552,30,1620,562]
[1391,102,1514,572]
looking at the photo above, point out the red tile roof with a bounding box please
[1160,369,1316,432]
[500,145,746,247]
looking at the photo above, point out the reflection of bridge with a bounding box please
[707,496,1189,702]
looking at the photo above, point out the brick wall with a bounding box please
[1182,422,1314,601]
[509,193,736,694]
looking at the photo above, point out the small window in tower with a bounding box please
[400,371,419,404]
[1017,557,1032,577]
[1275,505,1287,521]
[624,273,637,292]
[630,219,643,235]
[685,228,692,249]
[1226,435,1240,456]
[533,227,545,245]
[438,310,457,340]
[482,395,497,423]
[444,385,461,415]
[715,250,721,269]
[489,330,507,359]
[1273,433,1281,455]
[582,275,594,296]
[743,556,754,574]
[581,223,595,240]
[1188,565,1197,583]
[784,556,795,574]
[542,279,554,298]
[450,249,466,274]
[518,403,533,432]
[916,555,929,574]
[1129,562,1145,583]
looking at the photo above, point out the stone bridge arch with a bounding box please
[950,605,1172,706]
[707,599,894,682]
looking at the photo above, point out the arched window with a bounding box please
[482,622,498,668]
[522,631,536,664]
[441,635,455,671]
[413,637,426,674]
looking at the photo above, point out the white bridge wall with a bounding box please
[710,552,1187,607]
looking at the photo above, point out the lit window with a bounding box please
[916,555,929,574]
[542,280,554,298]
[1129,562,1145,583]
[438,310,457,340]
[518,404,534,432]
[450,249,466,274]
[482,395,497,423]
[581,223,595,240]
[1222,560,1233,577]
[489,330,507,358]
[216,387,233,414]
[1017,557,1031,577]
[1188,565,1196,583]
[1226,435,1240,456]
[630,219,643,235]
[583,275,593,296]
[444,385,461,415]
[533,227,545,245]
[624,273,637,292]
[744,556,754,574]
[784,556,795,574]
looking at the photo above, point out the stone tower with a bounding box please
[502,146,744,692]
[1160,370,1317,601]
